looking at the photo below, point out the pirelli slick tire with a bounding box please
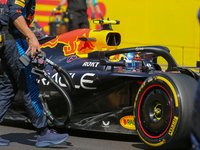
[134,73,198,150]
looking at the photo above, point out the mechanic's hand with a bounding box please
[92,11,95,20]
[26,35,41,59]
[57,5,61,10]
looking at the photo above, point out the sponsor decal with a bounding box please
[135,47,144,51]
[102,121,110,128]
[82,62,99,68]
[41,29,92,57]
[120,116,136,130]
[15,0,25,7]
[37,72,75,87]
[168,116,178,136]
[38,72,97,90]
[66,55,78,63]
[80,73,97,90]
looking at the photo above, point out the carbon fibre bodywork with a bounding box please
[5,43,186,134]
[3,21,200,149]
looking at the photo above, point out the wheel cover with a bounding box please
[138,84,173,139]
[154,103,162,120]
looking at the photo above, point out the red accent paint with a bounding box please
[79,41,95,51]
[123,119,127,125]
[138,84,173,138]
[41,29,92,56]
[95,25,101,30]
[36,0,67,6]
[35,11,52,16]
[137,81,143,85]
[38,59,44,64]
[0,0,7,4]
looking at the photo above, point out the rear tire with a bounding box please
[134,73,198,149]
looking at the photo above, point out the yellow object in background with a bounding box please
[35,0,200,67]
[91,0,200,67]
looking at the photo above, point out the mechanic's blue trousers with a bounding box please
[191,79,200,149]
[0,38,47,130]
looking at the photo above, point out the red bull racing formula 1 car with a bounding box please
[4,19,200,149]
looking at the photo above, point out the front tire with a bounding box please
[134,73,198,149]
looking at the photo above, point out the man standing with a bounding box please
[0,0,69,147]
[57,0,92,31]
[190,9,200,150]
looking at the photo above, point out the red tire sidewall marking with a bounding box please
[137,84,173,139]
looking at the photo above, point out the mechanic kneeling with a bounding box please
[0,0,68,147]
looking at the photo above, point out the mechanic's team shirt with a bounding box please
[67,0,87,18]
[0,0,35,33]
[0,0,9,26]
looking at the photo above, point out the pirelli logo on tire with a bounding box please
[168,116,178,136]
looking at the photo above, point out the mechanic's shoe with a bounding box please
[35,129,69,147]
[0,137,10,146]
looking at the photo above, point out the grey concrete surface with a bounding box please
[0,119,148,150]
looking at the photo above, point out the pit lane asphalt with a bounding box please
[0,119,148,150]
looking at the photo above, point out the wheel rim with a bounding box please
[138,84,173,139]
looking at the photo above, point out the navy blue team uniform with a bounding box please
[0,0,47,130]
[190,8,200,150]
[0,0,68,147]
[191,79,200,150]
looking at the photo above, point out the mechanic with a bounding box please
[57,0,93,31]
[191,79,200,150]
[0,0,68,147]
[191,79,200,147]
[190,10,200,150]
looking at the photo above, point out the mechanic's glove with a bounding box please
[99,13,103,19]
[92,11,95,20]
[57,5,61,10]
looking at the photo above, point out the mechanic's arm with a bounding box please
[13,16,41,58]
[57,0,67,9]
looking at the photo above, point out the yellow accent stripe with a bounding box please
[101,20,118,24]
[34,15,50,22]
[43,26,49,32]
[157,76,179,107]
[20,0,25,2]
[15,1,25,8]
[0,35,2,42]
[168,116,178,136]
[137,130,165,147]
[35,4,67,12]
